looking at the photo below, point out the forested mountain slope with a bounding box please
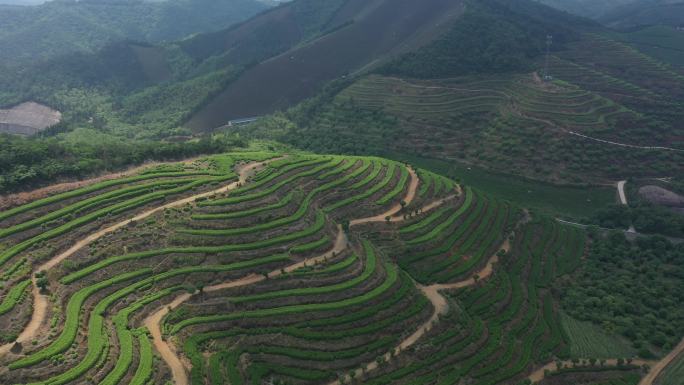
[2,0,684,193]
[183,0,467,130]
[600,0,684,29]
[537,0,637,19]
[0,0,271,67]
[244,0,684,185]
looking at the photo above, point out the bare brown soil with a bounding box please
[638,185,684,207]
[0,102,61,135]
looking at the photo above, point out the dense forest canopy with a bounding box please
[379,0,588,78]
[0,132,246,193]
[562,231,684,356]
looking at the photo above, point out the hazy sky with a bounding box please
[1,0,47,5]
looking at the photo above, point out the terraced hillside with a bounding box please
[0,152,677,385]
[280,31,684,185]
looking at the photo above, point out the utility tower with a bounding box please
[543,35,553,81]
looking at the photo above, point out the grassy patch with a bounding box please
[392,154,613,219]
[561,312,637,359]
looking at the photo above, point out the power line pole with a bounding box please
[543,34,553,81]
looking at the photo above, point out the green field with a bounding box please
[390,154,615,219]
[561,313,637,359]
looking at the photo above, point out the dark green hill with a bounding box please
[600,0,684,29]
[2,0,684,192]
[240,0,684,185]
[183,0,468,130]
[0,0,270,67]
[537,0,637,19]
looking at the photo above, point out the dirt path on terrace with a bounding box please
[145,227,349,385]
[516,109,684,153]
[386,192,459,222]
[529,358,655,383]
[617,180,638,233]
[526,297,684,384]
[0,157,213,211]
[327,233,511,385]
[0,158,277,359]
[0,282,46,357]
[149,166,426,385]
[431,236,510,292]
[639,338,684,385]
[350,167,419,227]
[618,180,628,205]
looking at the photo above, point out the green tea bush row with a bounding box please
[324,162,395,212]
[405,188,475,245]
[230,249,371,304]
[376,164,409,205]
[0,279,31,315]
[193,192,294,220]
[203,158,338,206]
[61,212,325,284]
[170,256,398,333]
[0,177,225,267]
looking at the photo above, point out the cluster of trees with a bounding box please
[0,133,246,193]
[561,232,684,357]
[592,203,684,238]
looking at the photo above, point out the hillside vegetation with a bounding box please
[1,151,677,385]
[0,0,270,67]
[254,2,684,185]
[2,0,684,193]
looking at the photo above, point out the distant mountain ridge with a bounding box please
[538,0,684,28]
[536,0,637,19]
[600,0,684,28]
[0,0,271,66]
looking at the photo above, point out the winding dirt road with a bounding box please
[144,227,350,385]
[5,159,471,385]
[526,299,684,384]
[568,131,684,152]
[349,167,419,227]
[0,159,276,358]
[639,338,684,385]
[618,180,628,205]
[149,164,423,385]
[327,231,512,385]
